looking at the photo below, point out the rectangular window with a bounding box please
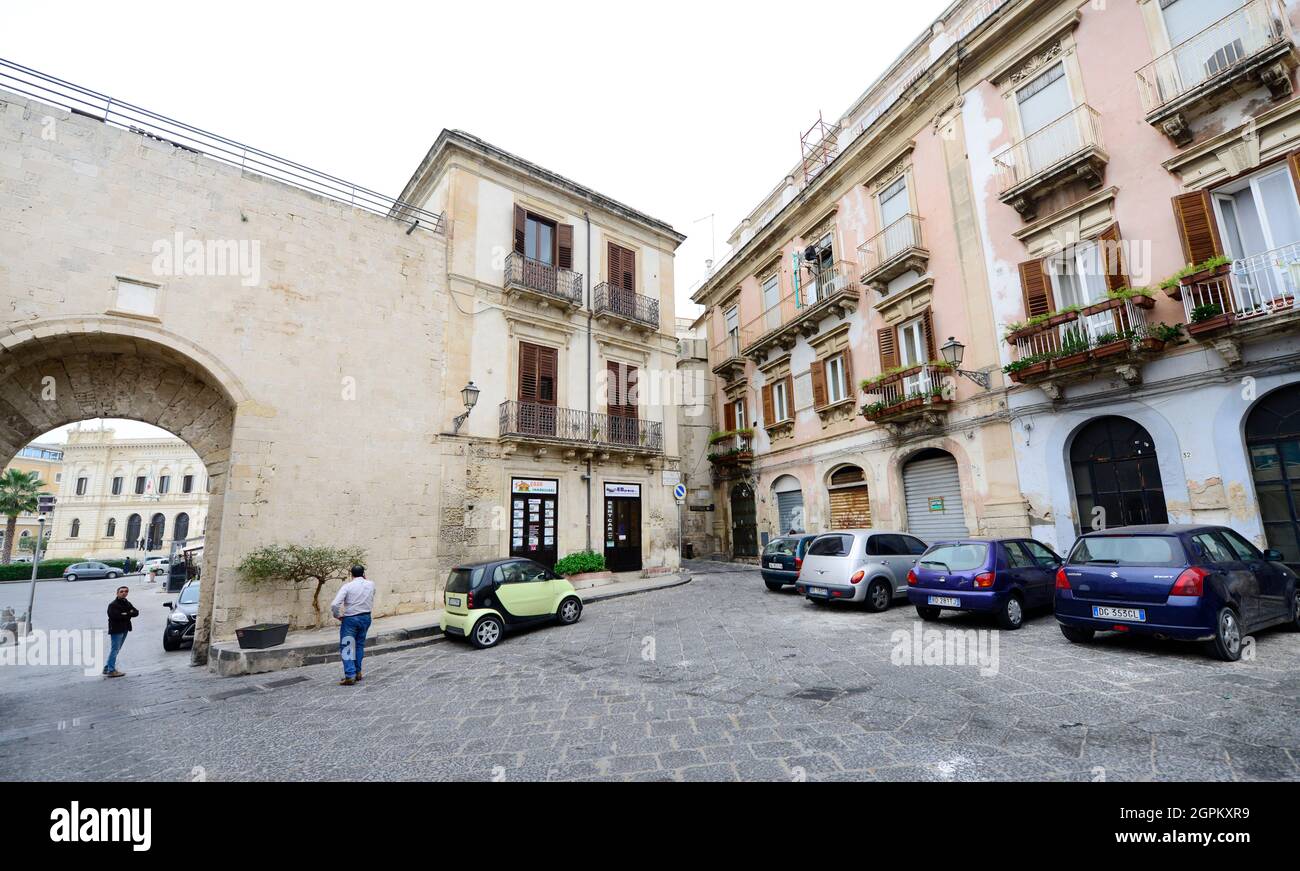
[762,274,781,330]
[182,475,194,494]
[724,305,740,357]
[135,476,146,495]
[525,214,556,265]
[733,399,747,430]
[1015,62,1076,175]
[158,476,170,495]
[825,354,847,404]
[111,477,123,496]
[75,477,87,496]
[898,318,927,395]
[772,380,789,422]
[878,175,911,259]
[803,234,835,303]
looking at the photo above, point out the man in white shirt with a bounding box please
[330,565,375,686]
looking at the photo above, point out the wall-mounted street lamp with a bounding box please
[938,337,991,390]
[453,381,481,434]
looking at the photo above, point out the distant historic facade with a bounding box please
[0,441,62,556]
[42,427,209,561]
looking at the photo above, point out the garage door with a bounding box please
[828,486,871,529]
[776,491,805,534]
[903,450,968,541]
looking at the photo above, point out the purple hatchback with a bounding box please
[906,538,1062,629]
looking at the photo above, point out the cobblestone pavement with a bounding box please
[2,561,1299,781]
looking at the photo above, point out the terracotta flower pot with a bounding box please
[1092,339,1130,359]
[1187,312,1235,336]
[1055,350,1091,369]
[1137,337,1166,353]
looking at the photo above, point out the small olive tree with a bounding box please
[237,544,367,628]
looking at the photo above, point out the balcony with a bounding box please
[859,215,928,293]
[593,283,660,333]
[860,363,953,428]
[503,252,583,310]
[739,261,861,361]
[499,401,662,460]
[995,104,1107,220]
[1003,296,1165,397]
[1136,0,1297,146]
[707,431,753,466]
[1177,242,1300,364]
[711,331,747,383]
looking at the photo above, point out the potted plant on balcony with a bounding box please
[1002,351,1053,383]
[1160,255,1232,300]
[1106,287,1157,310]
[1046,306,1081,328]
[1186,302,1235,336]
[1091,329,1133,359]
[1139,322,1182,352]
[1054,330,1092,370]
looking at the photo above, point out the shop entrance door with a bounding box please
[510,478,558,569]
[603,483,643,573]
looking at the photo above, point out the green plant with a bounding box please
[237,543,367,627]
[707,427,754,446]
[0,470,47,566]
[554,550,606,577]
[0,558,81,583]
[1105,286,1156,301]
[1150,322,1183,342]
[1160,256,1232,290]
[1190,302,1224,323]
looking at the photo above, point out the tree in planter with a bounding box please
[237,544,367,628]
[0,470,46,566]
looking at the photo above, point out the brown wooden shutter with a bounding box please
[1289,150,1300,204]
[1017,258,1052,319]
[622,247,636,291]
[537,345,557,406]
[607,242,621,289]
[842,350,855,395]
[722,400,735,431]
[811,360,828,408]
[625,365,638,419]
[608,242,636,291]
[785,376,795,419]
[518,342,539,402]
[762,384,775,424]
[877,327,899,371]
[1172,191,1224,265]
[922,309,938,361]
[1096,223,1130,291]
[513,205,527,255]
[607,361,622,414]
[557,223,574,270]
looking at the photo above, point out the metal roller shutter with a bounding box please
[828,486,871,530]
[776,491,805,534]
[903,452,968,541]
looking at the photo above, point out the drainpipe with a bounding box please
[584,211,593,552]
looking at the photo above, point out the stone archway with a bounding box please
[0,323,243,663]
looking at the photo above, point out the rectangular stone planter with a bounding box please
[235,622,290,650]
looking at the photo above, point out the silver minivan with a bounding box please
[795,530,929,611]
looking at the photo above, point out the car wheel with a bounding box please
[915,605,941,622]
[107,572,119,580]
[162,633,179,652]
[556,596,582,626]
[764,580,783,592]
[469,615,504,650]
[1060,624,1094,644]
[996,594,1025,631]
[864,579,891,613]
[65,574,76,582]
[1211,607,1243,662]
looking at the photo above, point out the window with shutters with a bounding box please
[772,379,790,422]
[525,213,557,265]
[733,398,747,430]
[517,342,559,436]
[1211,165,1300,261]
[723,305,740,357]
[825,354,848,404]
[803,233,836,303]
[897,318,927,393]
[607,361,639,445]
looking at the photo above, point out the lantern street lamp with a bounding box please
[453,381,481,434]
[938,336,991,389]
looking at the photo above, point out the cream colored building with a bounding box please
[0,441,62,557]
[43,427,209,561]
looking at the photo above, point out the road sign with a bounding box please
[673,483,687,501]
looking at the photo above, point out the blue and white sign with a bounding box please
[673,483,687,501]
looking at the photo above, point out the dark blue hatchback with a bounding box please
[760,535,818,591]
[906,538,1062,629]
[1055,525,1300,661]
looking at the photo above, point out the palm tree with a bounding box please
[0,469,46,565]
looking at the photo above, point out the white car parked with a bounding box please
[794,530,929,611]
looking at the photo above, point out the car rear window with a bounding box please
[445,567,487,593]
[764,538,797,557]
[808,534,853,557]
[1068,535,1186,568]
[918,543,988,572]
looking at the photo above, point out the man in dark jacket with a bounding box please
[104,586,139,677]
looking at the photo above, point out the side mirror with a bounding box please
[1264,549,1285,562]
[162,601,172,609]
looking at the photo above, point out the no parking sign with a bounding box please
[673,483,687,502]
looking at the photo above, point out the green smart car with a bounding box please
[440,558,583,649]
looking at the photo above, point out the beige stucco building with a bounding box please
[0,440,61,557]
[0,68,680,661]
[42,427,209,562]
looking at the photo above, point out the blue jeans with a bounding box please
[104,632,127,674]
[339,613,371,678]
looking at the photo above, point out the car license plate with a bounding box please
[447,596,462,608]
[808,587,828,597]
[767,562,783,569]
[1092,606,1146,622]
[928,596,960,608]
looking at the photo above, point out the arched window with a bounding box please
[173,513,190,543]
[125,514,142,549]
[1070,416,1167,531]
[106,518,116,537]
[69,518,80,538]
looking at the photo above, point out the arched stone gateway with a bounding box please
[0,326,240,663]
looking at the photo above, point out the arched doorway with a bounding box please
[174,512,190,543]
[0,327,239,663]
[730,483,757,558]
[1070,416,1167,531]
[1247,384,1300,566]
[827,465,871,529]
[903,449,969,540]
[147,513,166,551]
[771,475,805,534]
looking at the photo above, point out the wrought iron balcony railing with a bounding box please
[593,283,660,329]
[739,261,861,355]
[859,214,928,290]
[995,104,1106,196]
[1180,241,1300,329]
[503,252,583,307]
[499,401,663,453]
[1136,0,1292,113]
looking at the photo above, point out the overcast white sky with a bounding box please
[6,1,949,440]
